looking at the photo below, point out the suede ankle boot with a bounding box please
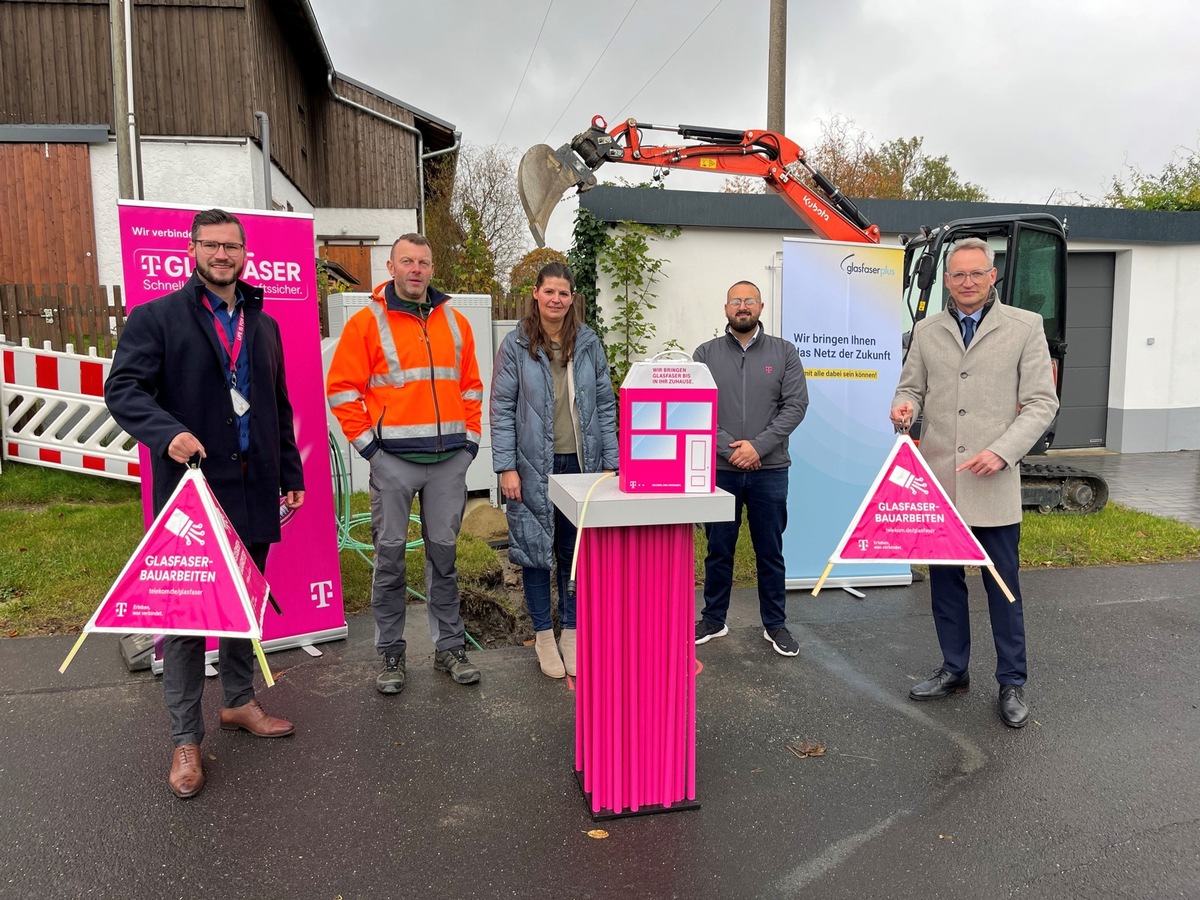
[559,628,576,676]
[534,629,565,678]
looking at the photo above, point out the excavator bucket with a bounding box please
[517,143,596,247]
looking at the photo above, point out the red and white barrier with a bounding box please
[1,338,140,482]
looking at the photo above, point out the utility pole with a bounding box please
[110,0,134,199]
[767,0,787,134]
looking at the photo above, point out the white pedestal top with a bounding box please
[548,473,735,529]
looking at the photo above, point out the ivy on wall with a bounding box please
[566,207,608,338]
[598,220,680,392]
[567,205,679,397]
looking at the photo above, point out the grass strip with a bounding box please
[3,462,1198,635]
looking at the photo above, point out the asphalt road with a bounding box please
[2,562,1198,899]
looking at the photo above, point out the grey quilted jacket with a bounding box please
[491,323,618,569]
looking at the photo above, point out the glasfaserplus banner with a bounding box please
[780,238,909,588]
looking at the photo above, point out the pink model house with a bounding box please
[619,354,717,494]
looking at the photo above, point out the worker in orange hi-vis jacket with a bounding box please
[326,233,483,695]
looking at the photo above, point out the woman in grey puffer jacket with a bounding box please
[491,262,618,678]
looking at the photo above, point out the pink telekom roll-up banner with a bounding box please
[115,201,346,663]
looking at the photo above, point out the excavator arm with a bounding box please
[518,117,882,247]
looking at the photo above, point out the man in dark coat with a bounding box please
[105,208,305,798]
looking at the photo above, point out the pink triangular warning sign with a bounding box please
[830,434,991,566]
[84,468,270,637]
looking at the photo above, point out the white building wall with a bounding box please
[250,144,314,215]
[1106,246,1134,409]
[1099,241,1200,451]
[91,137,260,286]
[313,208,418,288]
[595,226,1200,452]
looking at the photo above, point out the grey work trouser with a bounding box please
[163,542,270,747]
[369,449,471,655]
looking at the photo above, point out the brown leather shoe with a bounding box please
[219,699,295,738]
[168,743,205,799]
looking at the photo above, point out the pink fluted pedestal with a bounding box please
[549,474,734,820]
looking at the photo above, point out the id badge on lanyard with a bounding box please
[230,386,250,416]
[203,296,249,416]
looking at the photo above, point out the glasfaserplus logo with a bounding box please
[840,254,896,277]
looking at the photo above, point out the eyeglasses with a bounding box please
[195,240,245,254]
[947,269,993,285]
[727,298,761,308]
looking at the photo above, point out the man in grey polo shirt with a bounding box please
[693,279,809,656]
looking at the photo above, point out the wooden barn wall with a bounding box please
[246,0,317,202]
[30,0,242,6]
[133,1,253,137]
[315,77,419,210]
[0,143,100,286]
[1,0,250,130]
[0,1,115,124]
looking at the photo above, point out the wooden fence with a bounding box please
[0,284,126,357]
[493,294,524,321]
[490,291,591,322]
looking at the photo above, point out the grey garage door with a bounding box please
[1055,253,1114,449]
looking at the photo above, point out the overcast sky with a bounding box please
[308,0,1200,252]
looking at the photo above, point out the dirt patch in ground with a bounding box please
[459,548,536,649]
[404,502,543,649]
[461,501,510,544]
[457,501,535,648]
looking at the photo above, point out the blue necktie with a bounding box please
[960,315,976,348]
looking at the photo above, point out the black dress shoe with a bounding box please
[999,684,1029,728]
[909,667,970,700]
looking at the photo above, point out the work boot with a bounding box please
[376,651,406,695]
[559,628,577,677]
[534,629,566,678]
[434,647,481,685]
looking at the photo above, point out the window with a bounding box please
[630,435,676,460]
[630,402,662,430]
[665,402,711,430]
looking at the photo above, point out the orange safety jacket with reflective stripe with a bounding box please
[326,282,483,460]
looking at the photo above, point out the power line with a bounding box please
[613,0,726,121]
[497,1,554,144]
[542,0,640,144]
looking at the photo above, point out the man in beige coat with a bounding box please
[890,237,1058,728]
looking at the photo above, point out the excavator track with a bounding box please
[1020,461,1109,514]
